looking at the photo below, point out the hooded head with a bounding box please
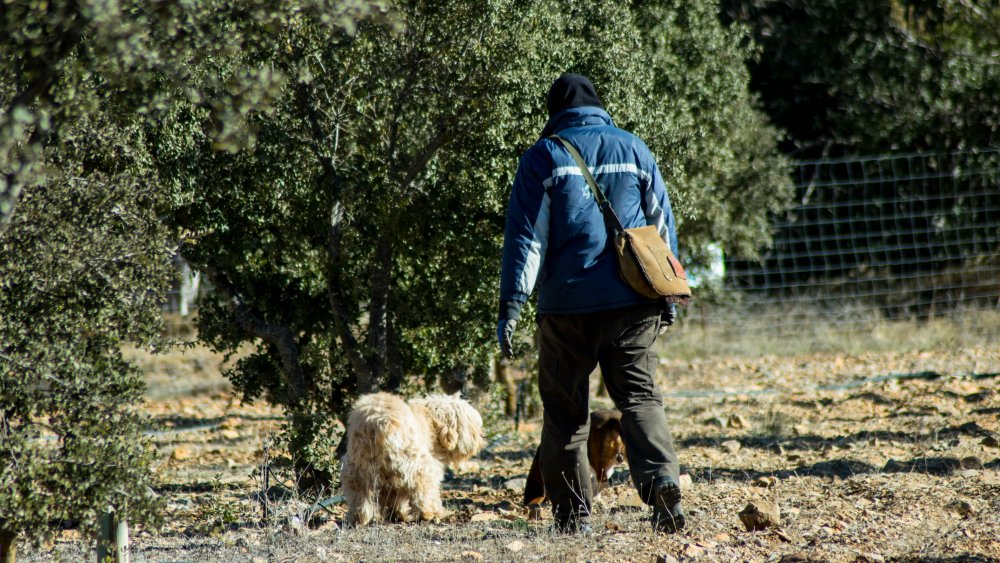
[546,73,604,117]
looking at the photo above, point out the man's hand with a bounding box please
[659,302,676,335]
[497,318,518,359]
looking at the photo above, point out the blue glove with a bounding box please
[497,318,518,359]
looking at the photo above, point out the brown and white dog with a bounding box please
[522,408,627,507]
[340,392,485,526]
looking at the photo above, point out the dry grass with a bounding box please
[17,316,1000,562]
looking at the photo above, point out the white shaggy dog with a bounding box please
[340,392,484,526]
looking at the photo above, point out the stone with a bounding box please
[706,416,727,428]
[283,515,305,537]
[722,440,742,453]
[960,456,984,470]
[739,499,781,531]
[470,512,499,522]
[945,499,976,517]
[461,551,484,561]
[678,474,693,490]
[728,414,749,429]
[753,476,778,488]
[171,445,194,461]
[503,478,527,491]
[505,540,524,553]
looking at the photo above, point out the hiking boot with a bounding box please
[554,507,593,535]
[650,477,685,533]
[554,517,594,535]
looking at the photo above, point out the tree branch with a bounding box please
[203,267,307,405]
[325,201,374,390]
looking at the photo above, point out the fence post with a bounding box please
[96,506,129,563]
[0,530,16,563]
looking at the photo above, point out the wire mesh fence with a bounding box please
[683,148,1000,343]
[164,149,1000,351]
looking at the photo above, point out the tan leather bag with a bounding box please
[552,135,692,305]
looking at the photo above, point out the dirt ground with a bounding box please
[19,342,1000,562]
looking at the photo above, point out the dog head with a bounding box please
[408,393,485,465]
[587,408,626,483]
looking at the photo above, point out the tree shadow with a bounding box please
[677,420,995,454]
[686,453,999,483]
[888,556,999,563]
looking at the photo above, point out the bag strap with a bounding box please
[550,135,626,235]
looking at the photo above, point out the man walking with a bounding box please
[497,73,686,534]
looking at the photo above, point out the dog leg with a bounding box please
[387,490,415,523]
[345,489,378,527]
[411,460,448,523]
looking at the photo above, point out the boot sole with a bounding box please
[652,481,685,533]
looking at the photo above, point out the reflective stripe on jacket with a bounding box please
[499,106,678,315]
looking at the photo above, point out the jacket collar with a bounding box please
[540,106,614,139]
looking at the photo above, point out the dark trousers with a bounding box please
[536,303,680,520]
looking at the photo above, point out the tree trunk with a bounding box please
[0,530,15,563]
[363,236,394,393]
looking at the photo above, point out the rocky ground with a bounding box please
[18,342,1000,562]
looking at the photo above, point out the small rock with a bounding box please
[171,446,194,461]
[505,540,524,553]
[753,476,778,488]
[722,440,742,453]
[945,499,976,517]
[678,474,693,490]
[739,500,781,530]
[494,500,517,512]
[615,489,648,511]
[283,515,305,537]
[605,521,622,532]
[220,429,241,440]
[706,416,727,428]
[470,512,499,522]
[960,456,983,470]
[683,543,704,557]
[503,478,527,491]
[728,414,749,429]
[226,458,238,470]
[461,550,484,561]
[856,553,885,563]
[964,390,994,403]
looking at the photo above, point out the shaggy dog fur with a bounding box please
[340,392,484,526]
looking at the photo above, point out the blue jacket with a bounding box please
[499,106,678,318]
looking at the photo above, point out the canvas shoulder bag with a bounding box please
[551,135,692,305]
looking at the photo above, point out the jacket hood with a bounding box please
[539,106,614,139]
[546,73,604,116]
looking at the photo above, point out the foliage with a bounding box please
[0,114,170,545]
[720,0,1000,293]
[150,0,792,478]
[0,0,389,548]
[720,0,1000,157]
[2,0,794,500]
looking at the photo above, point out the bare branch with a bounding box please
[203,267,307,404]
